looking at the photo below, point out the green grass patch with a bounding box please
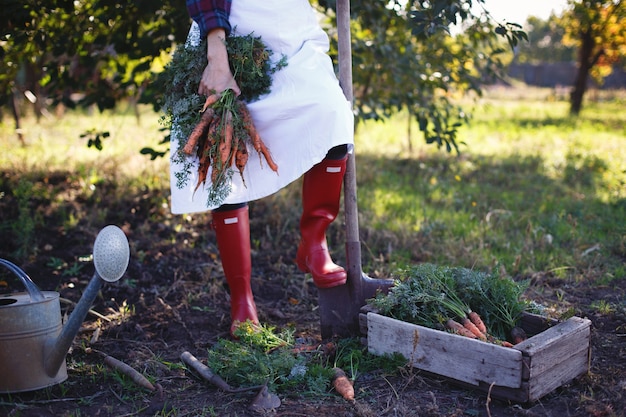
[1,88,624,285]
[353,89,625,285]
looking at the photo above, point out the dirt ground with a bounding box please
[1,176,625,417]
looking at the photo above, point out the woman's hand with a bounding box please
[199,28,241,97]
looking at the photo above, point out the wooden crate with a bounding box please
[359,307,591,403]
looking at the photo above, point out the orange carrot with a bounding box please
[229,136,238,167]
[237,100,278,172]
[235,136,249,181]
[461,317,487,341]
[201,93,221,113]
[183,108,214,155]
[332,367,354,401]
[194,134,212,193]
[500,341,514,348]
[446,319,478,339]
[219,110,233,167]
[468,311,487,336]
[255,140,278,172]
[194,117,219,192]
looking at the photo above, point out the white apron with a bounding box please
[169,0,354,214]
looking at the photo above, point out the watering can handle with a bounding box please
[0,258,46,302]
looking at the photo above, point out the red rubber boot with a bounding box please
[296,156,348,288]
[212,206,259,337]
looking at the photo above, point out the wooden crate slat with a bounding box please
[527,343,590,401]
[521,317,591,401]
[516,316,591,357]
[367,313,524,389]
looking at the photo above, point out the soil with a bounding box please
[1,174,625,417]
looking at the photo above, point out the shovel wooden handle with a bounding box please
[180,351,263,393]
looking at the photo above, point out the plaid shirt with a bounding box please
[186,0,232,38]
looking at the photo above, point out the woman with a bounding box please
[171,0,354,336]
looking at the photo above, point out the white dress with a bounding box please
[169,0,354,214]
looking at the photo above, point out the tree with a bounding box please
[317,0,526,153]
[1,0,188,123]
[2,0,524,153]
[559,0,626,115]
[514,15,577,64]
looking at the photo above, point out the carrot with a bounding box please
[201,93,221,113]
[194,135,211,192]
[237,100,278,172]
[235,135,249,181]
[468,311,488,336]
[461,317,487,341]
[194,117,219,192]
[219,110,234,166]
[500,341,514,348]
[331,367,354,401]
[183,107,214,155]
[255,139,279,172]
[446,319,478,339]
[103,353,155,391]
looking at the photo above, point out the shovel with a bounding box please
[317,0,394,339]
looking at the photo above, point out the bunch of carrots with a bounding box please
[434,282,527,347]
[181,89,278,195]
[160,31,286,206]
[368,264,537,347]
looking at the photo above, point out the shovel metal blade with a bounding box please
[318,270,393,340]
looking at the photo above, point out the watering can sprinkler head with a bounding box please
[44,225,130,377]
[93,225,130,283]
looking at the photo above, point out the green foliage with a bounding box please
[4,0,529,157]
[515,15,577,64]
[7,179,41,259]
[203,323,404,396]
[205,324,322,394]
[2,0,190,112]
[333,0,526,153]
[80,129,111,151]
[369,263,542,340]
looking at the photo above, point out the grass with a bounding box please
[1,87,624,284]
[354,87,625,285]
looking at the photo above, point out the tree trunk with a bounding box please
[570,29,595,116]
[11,88,25,146]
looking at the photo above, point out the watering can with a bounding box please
[0,225,130,393]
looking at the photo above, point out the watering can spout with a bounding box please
[44,225,130,377]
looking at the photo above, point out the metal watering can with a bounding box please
[0,225,130,393]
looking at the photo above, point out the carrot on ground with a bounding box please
[468,311,487,336]
[183,108,214,155]
[446,319,478,339]
[332,367,354,401]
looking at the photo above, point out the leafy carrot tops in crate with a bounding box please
[367,263,545,346]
